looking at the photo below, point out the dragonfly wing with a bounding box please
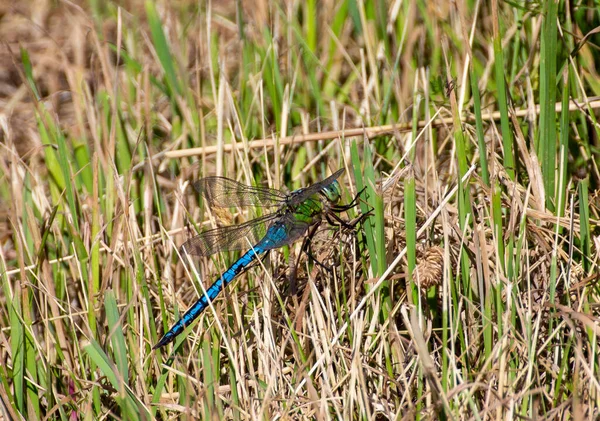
[287,169,345,204]
[255,214,310,252]
[193,177,287,208]
[180,213,278,256]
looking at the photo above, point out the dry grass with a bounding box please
[1,0,600,420]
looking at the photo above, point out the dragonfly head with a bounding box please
[320,180,342,204]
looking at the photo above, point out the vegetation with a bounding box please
[0,0,599,419]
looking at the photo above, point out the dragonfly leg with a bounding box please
[325,212,355,230]
[352,210,373,226]
[332,187,367,213]
[294,222,333,274]
[349,187,367,207]
[304,248,333,273]
[302,224,335,273]
[289,225,318,296]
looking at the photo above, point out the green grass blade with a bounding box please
[537,0,558,210]
[470,66,489,186]
[350,139,377,276]
[492,2,515,180]
[104,291,129,381]
[145,1,182,96]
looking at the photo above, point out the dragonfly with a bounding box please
[154,168,358,349]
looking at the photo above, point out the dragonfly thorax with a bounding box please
[288,180,342,224]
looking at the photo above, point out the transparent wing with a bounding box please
[287,168,345,205]
[180,213,279,256]
[193,177,288,208]
[182,170,344,255]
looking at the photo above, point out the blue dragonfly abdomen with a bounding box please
[153,247,261,349]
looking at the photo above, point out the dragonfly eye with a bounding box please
[322,181,341,203]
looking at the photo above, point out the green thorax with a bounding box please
[288,180,342,224]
